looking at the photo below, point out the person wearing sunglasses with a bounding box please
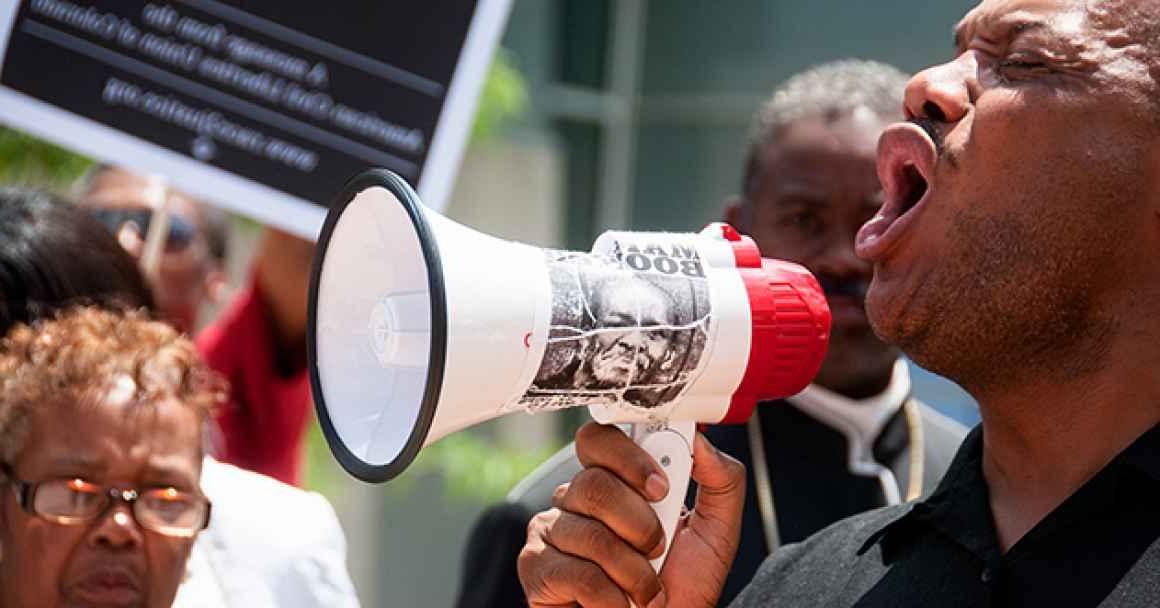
[77,167,229,336]
[78,165,316,486]
[88,208,200,255]
[0,306,221,608]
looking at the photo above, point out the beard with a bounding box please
[870,201,1119,399]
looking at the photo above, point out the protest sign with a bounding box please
[0,0,510,238]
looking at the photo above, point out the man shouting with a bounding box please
[517,0,1160,605]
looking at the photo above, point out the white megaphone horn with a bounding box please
[308,169,831,569]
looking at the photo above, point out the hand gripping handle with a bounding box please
[629,420,696,572]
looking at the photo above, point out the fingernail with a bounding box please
[647,589,667,608]
[645,472,669,501]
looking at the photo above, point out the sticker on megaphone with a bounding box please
[515,243,713,416]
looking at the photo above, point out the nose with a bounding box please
[814,230,871,280]
[904,53,979,124]
[89,504,143,551]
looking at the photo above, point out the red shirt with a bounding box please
[197,277,311,485]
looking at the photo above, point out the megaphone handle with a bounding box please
[630,419,696,572]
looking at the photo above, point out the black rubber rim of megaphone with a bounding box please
[307,168,448,484]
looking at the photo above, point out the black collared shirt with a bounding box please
[730,423,1160,607]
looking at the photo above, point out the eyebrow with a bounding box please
[141,455,200,485]
[954,18,1047,54]
[772,185,831,205]
[39,457,105,479]
[47,455,102,470]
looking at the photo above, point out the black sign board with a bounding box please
[0,0,510,238]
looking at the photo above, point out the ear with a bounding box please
[723,196,750,233]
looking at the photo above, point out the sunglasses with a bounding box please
[88,209,198,253]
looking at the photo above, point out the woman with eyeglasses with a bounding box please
[0,187,359,607]
[0,187,216,606]
[0,306,221,608]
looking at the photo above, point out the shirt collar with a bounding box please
[857,424,990,558]
[1117,423,1160,484]
[786,359,912,465]
[859,421,1160,560]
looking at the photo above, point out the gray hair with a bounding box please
[742,60,910,196]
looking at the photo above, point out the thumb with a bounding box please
[689,432,746,533]
[656,433,746,605]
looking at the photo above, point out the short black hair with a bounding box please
[741,60,909,198]
[0,187,155,335]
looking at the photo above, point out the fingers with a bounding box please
[520,544,629,608]
[553,467,667,559]
[529,508,665,607]
[520,510,635,608]
[576,423,670,502]
[518,425,738,608]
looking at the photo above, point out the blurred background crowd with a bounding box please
[1,1,980,605]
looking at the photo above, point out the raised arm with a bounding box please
[253,227,315,361]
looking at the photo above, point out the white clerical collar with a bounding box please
[785,359,912,502]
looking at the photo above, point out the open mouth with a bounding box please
[855,121,938,261]
[897,163,928,216]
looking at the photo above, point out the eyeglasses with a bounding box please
[0,464,211,538]
[88,208,198,253]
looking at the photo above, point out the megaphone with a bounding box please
[308,169,830,568]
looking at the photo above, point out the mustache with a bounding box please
[910,117,945,156]
[816,275,868,300]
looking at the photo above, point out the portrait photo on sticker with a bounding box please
[520,250,711,411]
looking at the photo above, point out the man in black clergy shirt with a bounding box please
[515,0,1160,606]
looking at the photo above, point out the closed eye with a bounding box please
[1002,59,1046,69]
[997,57,1052,83]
